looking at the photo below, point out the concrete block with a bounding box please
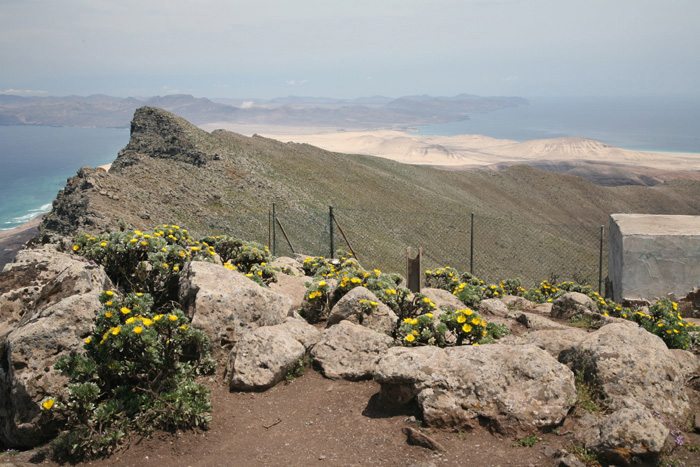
[609,214,700,303]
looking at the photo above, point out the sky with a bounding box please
[1,0,699,99]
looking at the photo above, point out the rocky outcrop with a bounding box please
[479,298,509,318]
[574,404,669,466]
[268,273,309,313]
[551,292,599,320]
[225,318,320,391]
[178,261,292,356]
[375,344,576,436]
[420,288,465,312]
[312,321,395,380]
[509,311,570,330]
[559,323,689,420]
[327,287,397,334]
[502,328,589,359]
[0,247,112,448]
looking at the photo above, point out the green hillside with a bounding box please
[42,107,700,287]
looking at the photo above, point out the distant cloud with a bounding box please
[0,89,48,96]
[285,80,308,86]
[240,101,254,109]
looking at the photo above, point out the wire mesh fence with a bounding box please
[257,203,607,291]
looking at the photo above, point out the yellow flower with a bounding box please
[405,334,415,342]
[426,313,433,318]
[130,238,138,243]
[457,315,467,324]
[125,317,136,324]
[658,323,663,327]
[462,324,472,333]
[471,318,480,325]
[105,290,114,296]
[106,301,113,306]
[472,343,479,346]
[162,263,169,268]
[673,329,679,334]
[318,281,327,287]
[141,241,148,246]
[410,318,418,325]
[111,327,121,335]
[169,314,178,321]
[370,301,378,306]
[425,270,431,275]
[84,337,92,344]
[154,314,164,321]
[180,324,187,330]
[463,309,473,316]
[257,271,262,276]
[73,245,79,251]
[351,278,361,284]
[179,251,186,257]
[403,318,412,324]
[100,242,107,247]
[412,330,418,336]
[42,399,55,410]
[142,318,153,326]
[121,307,131,315]
[133,326,143,334]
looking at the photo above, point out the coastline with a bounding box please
[0,214,43,270]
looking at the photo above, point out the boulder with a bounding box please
[225,318,321,391]
[531,303,554,314]
[479,298,509,318]
[559,323,690,421]
[375,344,576,435]
[551,292,598,320]
[668,349,700,381]
[1,246,112,338]
[500,295,536,310]
[420,288,465,312]
[327,287,397,334]
[268,273,309,313]
[509,311,570,330]
[312,321,394,381]
[575,404,669,466]
[270,256,305,277]
[503,328,589,359]
[178,261,292,356]
[0,291,102,448]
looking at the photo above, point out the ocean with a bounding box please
[0,126,130,230]
[416,95,700,154]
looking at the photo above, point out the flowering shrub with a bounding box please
[46,291,215,460]
[441,308,489,345]
[398,313,447,346]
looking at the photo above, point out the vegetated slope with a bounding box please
[41,107,700,284]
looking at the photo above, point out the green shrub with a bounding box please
[45,290,215,461]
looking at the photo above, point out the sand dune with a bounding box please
[244,128,699,173]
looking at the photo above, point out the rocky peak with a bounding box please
[111,106,217,170]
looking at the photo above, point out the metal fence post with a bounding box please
[470,213,475,275]
[329,205,334,259]
[599,225,604,294]
[272,202,277,257]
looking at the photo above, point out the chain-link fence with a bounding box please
[261,204,607,291]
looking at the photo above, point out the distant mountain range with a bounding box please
[0,93,526,129]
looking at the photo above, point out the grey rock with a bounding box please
[479,298,509,318]
[420,288,465,312]
[500,295,536,309]
[506,328,589,358]
[509,311,570,330]
[226,318,321,391]
[559,323,689,421]
[581,405,669,466]
[375,344,576,435]
[551,292,598,320]
[1,291,102,448]
[327,287,397,334]
[268,273,309,313]
[312,321,394,381]
[402,427,445,451]
[557,454,586,467]
[270,256,305,277]
[531,303,553,315]
[668,348,700,380]
[178,261,292,356]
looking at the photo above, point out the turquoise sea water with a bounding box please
[0,126,130,230]
[416,95,700,154]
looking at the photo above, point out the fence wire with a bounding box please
[227,204,607,291]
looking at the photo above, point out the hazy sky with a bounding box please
[1,0,699,99]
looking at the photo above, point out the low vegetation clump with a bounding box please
[424,266,699,350]
[42,291,215,460]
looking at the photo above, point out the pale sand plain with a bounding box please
[201,122,700,172]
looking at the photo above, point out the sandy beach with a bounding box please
[0,215,43,270]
